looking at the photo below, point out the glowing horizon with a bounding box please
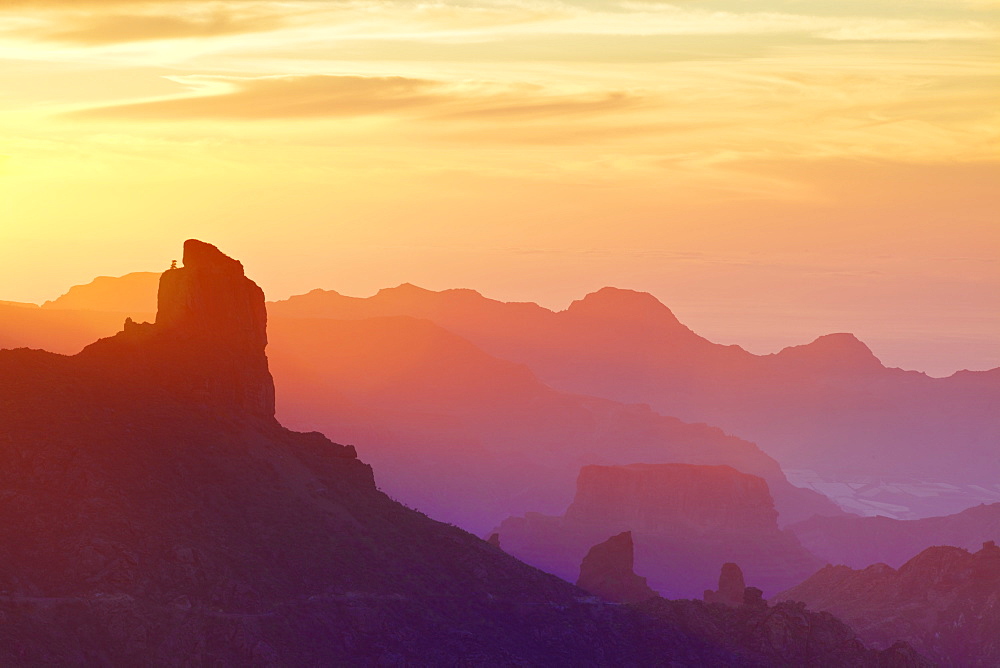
[1,0,997,375]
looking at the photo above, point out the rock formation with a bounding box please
[704,563,746,607]
[496,463,822,599]
[776,541,1000,665]
[0,240,756,665]
[577,531,657,604]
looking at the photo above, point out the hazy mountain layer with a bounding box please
[271,284,1000,508]
[497,463,823,599]
[789,502,1000,569]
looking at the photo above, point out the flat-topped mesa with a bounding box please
[566,464,779,533]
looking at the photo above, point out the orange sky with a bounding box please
[1,0,998,375]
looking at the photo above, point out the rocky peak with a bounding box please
[157,239,267,351]
[704,563,747,607]
[565,287,685,328]
[576,531,657,604]
[774,332,883,373]
[82,240,275,420]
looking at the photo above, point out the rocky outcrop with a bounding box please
[776,541,1000,665]
[497,464,822,599]
[78,239,275,420]
[577,531,657,604]
[704,563,746,607]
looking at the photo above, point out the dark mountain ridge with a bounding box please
[0,240,750,664]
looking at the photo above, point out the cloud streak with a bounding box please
[42,11,287,45]
[66,74,647,123]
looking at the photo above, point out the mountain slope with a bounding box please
[0,240,750,664]
[776,542,1000,665]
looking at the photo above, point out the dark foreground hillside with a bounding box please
[0,240,922,665]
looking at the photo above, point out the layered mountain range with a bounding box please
[0,241,755,663]
[789,502,1000,569]
[270,284,1000,506]
[0,274,842,533]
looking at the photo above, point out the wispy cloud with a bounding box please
[42,11,287,45]
[66,74,648,123]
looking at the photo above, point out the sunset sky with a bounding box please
[1,0,997,375]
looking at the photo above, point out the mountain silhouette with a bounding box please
[269,284,1000,511]
[10,272,843,531]
[42,271,159,314]
[0,240,768,664]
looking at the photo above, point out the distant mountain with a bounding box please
[0,301,139,355]
[270,285,1000,512]
[0,240,755,664]
[789,502,1000,569]
[495,463,823,599]
[5,273,842,532]
[266,314,841,532]
[42,271,160,314]
[776,541,1000,665]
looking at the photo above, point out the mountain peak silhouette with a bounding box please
[566,287,685,326]
[774,332,883,372]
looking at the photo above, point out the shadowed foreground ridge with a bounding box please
[0,240,927,665]
[0,240,725,664]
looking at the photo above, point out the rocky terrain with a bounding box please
[777,541,1000,665]
[639,564,931,667]
[496,463,823,598]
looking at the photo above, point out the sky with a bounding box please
[0,0,997,376]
